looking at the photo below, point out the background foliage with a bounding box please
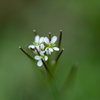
[0,0,100,100]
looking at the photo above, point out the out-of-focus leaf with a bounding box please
[61,62,78,99]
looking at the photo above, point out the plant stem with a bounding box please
[49,77,60,100]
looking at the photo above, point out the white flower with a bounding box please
[34,55,48,67]
[28,35,45,54]
[45,48,53,55]
[40,44,45,55]
[28,45,39,54]
[28,35,40,50]
[28,45,35,49]
[44,36,59,55]
[34,35,45,44]
[39,37,45,43]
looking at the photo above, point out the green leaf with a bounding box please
[61,62,78,99]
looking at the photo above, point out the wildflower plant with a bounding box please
[19,30,78,100]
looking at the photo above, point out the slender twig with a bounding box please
[58,30,62,48]
[35,47,52,76]
[35,47,40,56]
[19,46,34,60]
[33,30,37,36]
[49,32,51,41]
[41,59,52,77]
[30,47,35,51]
[56,48,64,62]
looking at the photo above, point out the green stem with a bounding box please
[49,77,60,100]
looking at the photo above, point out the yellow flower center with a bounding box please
[48,43,56,48]
[41,55,45,60]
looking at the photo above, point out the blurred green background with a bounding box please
[0,0,100,100]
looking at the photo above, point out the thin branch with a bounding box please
[41,59,52,77]
[35,47,40,56]
[30,47,35,51]
[58,30,62,48]
[56,48,64,62]
[49,32,51,41]
[19,46,34,60]
[33,30,37,36]
[35,47,52,76]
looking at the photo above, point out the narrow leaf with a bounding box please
[61,62,78,98]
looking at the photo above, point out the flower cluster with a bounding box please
[19,30,78,100]
[28,35,59,67]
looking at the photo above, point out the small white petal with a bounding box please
[49,48,53,52]
[40,37,45,43]
[51,36,57,43]
[34,55,41,60]
[40,44,45,49]
[45,49,49,55]
[37,60,43,67]
[45,56,48,61]
[53,47,59,51]
[40,51,45,55]
[48,50,51,55]
[46,51,49,55]
[45,37,49,44]
[36,46,40,51]
[28,45,35,49]
[45,48,51,55]
[45,48,47,51]
[35,35,40,43]
[33,50,37,54]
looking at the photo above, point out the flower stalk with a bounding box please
[55,48,64,62]
[19,46,34,61]
[33,30,37,36]
[49,32,51,41]
[58,30,62,48]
